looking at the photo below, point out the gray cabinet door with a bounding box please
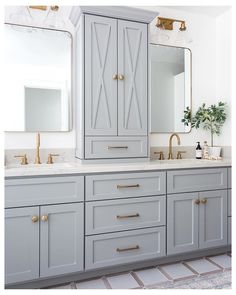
[85,14,117,136]
[167,192,199,255]
[40,203,84,277]
[199,190,227,249]
[118,20,147,136]
[5,207,39,284]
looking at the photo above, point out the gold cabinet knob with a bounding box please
[195,199,200,205]
[118,74,124,80]
[201,198,207,204]
[41,215,48,222]
[112,74,118,80]
[31,215,39,223]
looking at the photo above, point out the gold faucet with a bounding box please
[168,133,181,160]
[34,133,41,164]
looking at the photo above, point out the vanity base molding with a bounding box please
[6,245,230,289]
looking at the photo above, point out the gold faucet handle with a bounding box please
[14,154,28,165]
[177,151,187,159]
[47,153,60,164]
[154,151,165,160]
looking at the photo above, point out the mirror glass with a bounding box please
[4,24,72,131]
[149,44,191,133]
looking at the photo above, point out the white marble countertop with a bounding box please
[5,158,231,178]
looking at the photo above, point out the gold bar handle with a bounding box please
[117,213,140,219]
[116,245,140,252]
[117,184,140,189]
[108,146,128,149]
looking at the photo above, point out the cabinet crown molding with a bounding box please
[69,6,159,27]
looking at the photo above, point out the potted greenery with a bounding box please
[182,101,227,157]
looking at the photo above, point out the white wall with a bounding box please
[4,6,231,149]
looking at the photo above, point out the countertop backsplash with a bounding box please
[5,146,231,166]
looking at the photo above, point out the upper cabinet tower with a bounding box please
[70,6,158,160]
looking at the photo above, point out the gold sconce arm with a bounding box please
[156,17,187,31]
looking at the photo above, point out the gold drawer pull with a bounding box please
[195,199,200,205]
[41,215,48,222]
[116,245,140,252]
[108,146,128,149]
[112,74,118,80]
[31,215,39,223]
[118,74,124,80]
[117,184,140,189]
[201,198,207,204]
[117,213,140,219]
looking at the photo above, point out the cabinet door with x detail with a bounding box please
[85,15,118,136]
[118,20,147,136]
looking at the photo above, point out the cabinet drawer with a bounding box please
[86,172,166,201]
[5,176,84,208]
[228,190,231,217]
[85,227,166,270]
[85,136,147,159]
[228,217,231,245]
[228,168,231,188]
[86,196,166,235]
[167,168,227,194]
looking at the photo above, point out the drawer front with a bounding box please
[228,217,231,245]
[5,176,84,208]
[86,196,166,235]
[85,136,147,159]
[228,189,231,217]
[228,168,231,188]
[86,172,166,201]
[167,168,227,194]
[85,227,166,270]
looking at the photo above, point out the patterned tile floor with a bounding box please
[49,253,231,289]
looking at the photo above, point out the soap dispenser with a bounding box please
[196,142,202,159]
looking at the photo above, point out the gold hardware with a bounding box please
[47,153,60,164]
[34,133,41,164]
[108,146,128,149]
[14,154,28,165]
[117,184,140,189]
[29,6,59,11]
[154,151,164,160]
[29,6,47,11]
[41,215,48,222]
[168,133,181,160]
[177,151,187,159]
[31,215,39,223]
[201,198,207,204]
[116,245,140,252]
[195,199,200,205]
[118,74,124,80]
[156,17,187,31]
[117,213,140,219]
[112,74,118,80]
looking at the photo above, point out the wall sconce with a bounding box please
[156,17,187,31]
[28,6,59,12]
